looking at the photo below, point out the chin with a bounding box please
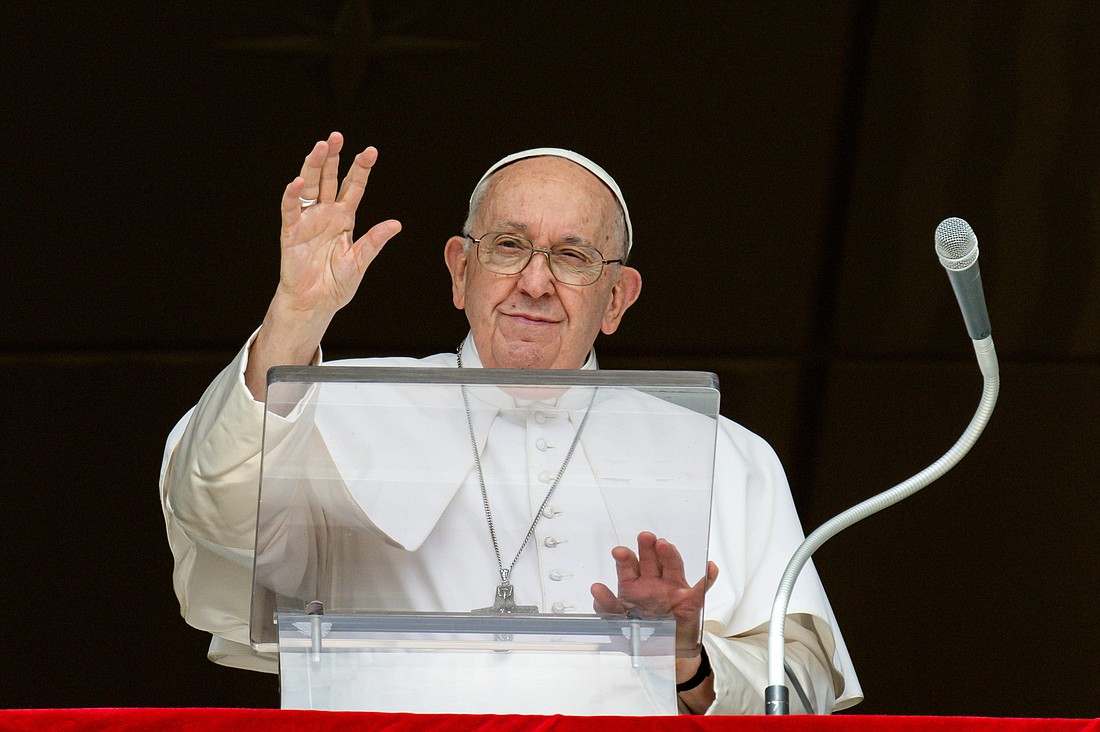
[494,343,555,370]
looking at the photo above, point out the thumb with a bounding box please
[591,582,628,614]
[353,219,402,267]
[692,561,720,597]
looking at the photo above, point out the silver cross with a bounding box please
[473,582,539,614]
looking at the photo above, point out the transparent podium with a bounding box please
[252,365,720,715]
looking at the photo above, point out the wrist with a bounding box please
[244,299,330,401]
[268,288,336,328]
[675,646,711,693]
[260,295,333,359]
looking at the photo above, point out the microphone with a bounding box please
[935,217,991,340]
[764,217,1000,714]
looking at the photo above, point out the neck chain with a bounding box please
[457,340,594,613]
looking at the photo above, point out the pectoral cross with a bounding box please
[473,582,539,614]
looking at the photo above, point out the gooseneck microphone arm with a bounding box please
[764,218,1000,714]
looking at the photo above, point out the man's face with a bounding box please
[444,156,642,370]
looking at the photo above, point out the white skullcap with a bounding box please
[471,147,633,259]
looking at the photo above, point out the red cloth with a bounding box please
[0,710,1096,732]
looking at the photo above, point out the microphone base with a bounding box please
[765,685,790,715]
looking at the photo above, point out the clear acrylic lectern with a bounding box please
[252,365,720,715]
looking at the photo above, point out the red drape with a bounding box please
[0,710,1097,732]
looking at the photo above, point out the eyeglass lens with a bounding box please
[478,234,606,285]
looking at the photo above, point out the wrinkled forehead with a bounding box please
[484,158,617,225]
[472,148,633,255]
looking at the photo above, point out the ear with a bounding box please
[444,236,470,309]
[600,266,642,335]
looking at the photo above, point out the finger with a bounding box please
[654,538,688,587]
[281,176,307,230]
[636,531,661,578]
[337,146,380,208]
[318,131,344,203]
[590,583,627,614]
[351,219,402,267]
[610,545,640,584]
[297,139,329,204]
[691,561,720,599]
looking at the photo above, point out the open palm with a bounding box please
[276,132,401,317]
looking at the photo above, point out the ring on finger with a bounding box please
[298,196,319,208]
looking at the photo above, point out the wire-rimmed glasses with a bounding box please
[467,232,622,286]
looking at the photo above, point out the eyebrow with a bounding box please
[498,220,591,246]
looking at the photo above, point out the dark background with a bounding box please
[2,1,1097,717]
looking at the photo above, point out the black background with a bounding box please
[2,2,1097,716]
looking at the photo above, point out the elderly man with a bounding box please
[160,132,861,714]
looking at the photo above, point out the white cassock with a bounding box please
[161,332,862,714]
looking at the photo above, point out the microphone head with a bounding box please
[935,217,979,271]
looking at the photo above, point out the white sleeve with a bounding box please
[702,615,841,714]
[159,330,319,670]
[703,417,863,712]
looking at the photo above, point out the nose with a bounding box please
[516,248,557,298]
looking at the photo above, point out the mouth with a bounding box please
[505,312,561,326]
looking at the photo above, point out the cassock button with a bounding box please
[537,471,553,483]
[551,602,575,614]
[548,570,573,581]
[534,412,548,424]
[542,506,562,519]
[535,438,550,451]
[543,536,566,548]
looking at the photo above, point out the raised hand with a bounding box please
[591,532,719,667]
[245,132,402,399]
[276,132,401,315]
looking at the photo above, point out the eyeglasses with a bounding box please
[467,232,622,287]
